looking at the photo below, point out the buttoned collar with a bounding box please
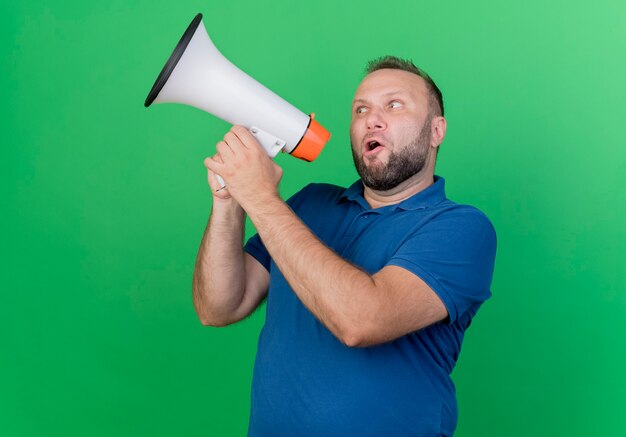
[339,175,447,211]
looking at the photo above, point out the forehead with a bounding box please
[353,69,429,103]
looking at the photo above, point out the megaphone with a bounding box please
[145,13,331,177]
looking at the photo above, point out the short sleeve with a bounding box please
[387,207,497,324]
[244,184,314,272]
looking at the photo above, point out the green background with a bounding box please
[2,0,625,435]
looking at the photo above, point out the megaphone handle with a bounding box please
[250,126,286,158]
[213,127,283,192]
[215,174,226,191]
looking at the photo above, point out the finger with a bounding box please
[206,161,230,191]
[209,177,231,199]
[224,130,247,154]
[213,188,231,200]
[204,155,226,174]
[231,125,265,151]
[215,141,235,161]
[207,168,217,187]
[204,153,223,170]
[207,168,227,192]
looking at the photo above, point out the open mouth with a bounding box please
[364,139,385,156]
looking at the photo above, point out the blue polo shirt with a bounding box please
[244,176,496,436]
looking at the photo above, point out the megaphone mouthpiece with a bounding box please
[290,114,331,162]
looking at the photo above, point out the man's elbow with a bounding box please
[192,292,239,328]
[194,306,237,328]
[337,323,379,348]
[341,333,367,348]
[198,315,232,328]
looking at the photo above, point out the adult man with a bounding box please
[193,56,496,436]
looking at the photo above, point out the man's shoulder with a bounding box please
[287,182,348,207]
[427,199,496,240]
[435,198,491,218]
[299,182,348,196]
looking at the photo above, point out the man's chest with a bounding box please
[300,206,433,273]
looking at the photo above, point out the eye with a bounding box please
[389,100,402,109]
[355,106,368,114]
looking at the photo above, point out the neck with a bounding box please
[363,172,435,209]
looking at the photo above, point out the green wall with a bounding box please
[2,0,625,435]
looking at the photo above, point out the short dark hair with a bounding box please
[365,56,444,117]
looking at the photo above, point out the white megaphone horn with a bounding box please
[145,13,331,184]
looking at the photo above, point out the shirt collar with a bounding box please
[339,175,447,211]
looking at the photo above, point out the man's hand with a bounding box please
[204,125,283,211]
[204,153,233,201]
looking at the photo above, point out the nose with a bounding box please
[366,108,386,131]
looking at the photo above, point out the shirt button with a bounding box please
[363,214,369,219]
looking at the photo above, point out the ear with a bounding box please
[431,116,447,149]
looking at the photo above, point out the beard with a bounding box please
[351,117,432,191]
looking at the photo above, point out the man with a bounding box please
[193,56,496,436]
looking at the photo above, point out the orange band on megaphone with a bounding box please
[290,114,331,162]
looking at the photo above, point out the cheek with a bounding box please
[349,126,362,155]
[349,118,366,136]
[349,123,359,141]
[394,119,423,141]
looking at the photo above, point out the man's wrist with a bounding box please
[240,191,286,224]
[211,196,245,223]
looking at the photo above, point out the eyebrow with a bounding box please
[352,90,406,105]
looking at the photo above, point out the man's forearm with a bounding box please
[192,200,247,325]
[244,194,377,345]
